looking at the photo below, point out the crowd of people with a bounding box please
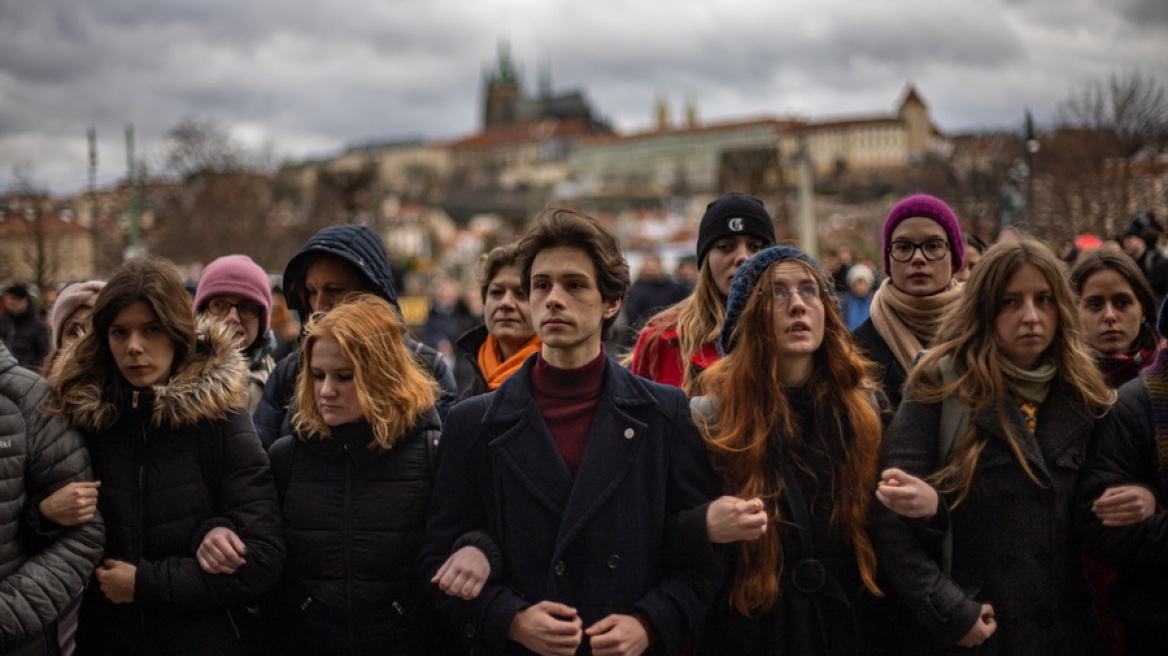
[1,192,1166,656]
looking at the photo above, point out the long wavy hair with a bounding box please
[911,239,1114,505]
[698,257,883,615]
[628,262,726,396]
[51,257,196,408]
[293,294,439,450]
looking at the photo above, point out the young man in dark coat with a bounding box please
[0,284,51,372]
[420,208,724,655]
[252,224,458,447]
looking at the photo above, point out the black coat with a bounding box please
[1076,377,1168,630]
[455,325,490,400]
[56,322,285,656]
[419,356,724,654]
[267,411,458,655]
[871,379,1102,655]
[693,387,893,656]
[0,305,49,372]
[851,318,907,410]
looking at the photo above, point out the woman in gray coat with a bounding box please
[870,240,1114,654]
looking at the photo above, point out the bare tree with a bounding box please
[4,164,60,291]
[1049,71,1168,236]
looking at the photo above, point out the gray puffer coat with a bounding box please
[0,343,104,655]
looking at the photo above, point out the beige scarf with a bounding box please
[868,277,964,370]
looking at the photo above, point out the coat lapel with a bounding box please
[553,362,655,557]
[972,382,1090,479]
[491,405,574,515]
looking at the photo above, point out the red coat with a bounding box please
[629,323,720,388]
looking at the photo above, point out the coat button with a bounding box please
[607,554,620,570]
[623,428,635,439]
[554,561,566,576]
[464,624,476,638]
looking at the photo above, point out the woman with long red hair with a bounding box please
[692,245,888,655]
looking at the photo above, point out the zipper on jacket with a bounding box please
[344,452,355,651]
[392,601,405,615]
[300,596,313,611]
[226,609,241,639]
[132,389,140,409]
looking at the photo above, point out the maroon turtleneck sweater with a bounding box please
[530,348,606,477]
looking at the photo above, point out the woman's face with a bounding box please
[707,235,768,299]
[483,266,535,356]
[60,305,93,351]
[887,217,953,296]
[954,247,982,283]
[995,264,1058,370]
[769,262,826,362]
[1078,268,1144,356]
[109,301,176,387]
[310,337,364,427]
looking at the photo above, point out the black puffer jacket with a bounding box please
[253,224,457,446]
[268,410,459,655]
[53,321,285,656]
[0,343,104,655]
[1076,376,1168,630]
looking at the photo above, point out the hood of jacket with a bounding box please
[58,317,249,434]
[282,224,400,316]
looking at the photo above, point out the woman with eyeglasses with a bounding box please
[691,246,890,655]
[195,255,275,415]
[852,195,966,409]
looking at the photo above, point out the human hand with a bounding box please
[96,559,137,604]
[876,468,939,519]
[706,496,768,544]
[433,546,490,600]
[956,603,996,648]
[38,481,101,526]
[507,600,582,656]
[586,614,650,656]
[1093,485,1158,527]
[196,527,247,574]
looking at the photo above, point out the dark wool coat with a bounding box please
[455,324,491,400]
[871,379,1103,655]
[57,322,285,656]
[851,318,907,410]
[0,344,104,656]
[419,356,725,655]
[693,388,894,656]
[253,225,457,447]
[1076,377,1168,631]
[267,410,459,655]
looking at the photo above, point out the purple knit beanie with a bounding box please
[882,194,965,276]
[50,280,105,349]
[194,255,272,347]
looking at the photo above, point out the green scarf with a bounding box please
[1000,359,1056,405]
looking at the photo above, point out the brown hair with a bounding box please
[698,257,883,614]
[51,256,196,404]
[1069,248,1158,353]
[293,294,438,449]
[912,239,1114,505]
[475,242,523,303]
[516,208,630,340]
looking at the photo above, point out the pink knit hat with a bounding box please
[882,194,965,276]
[194,255,272,348]
[50,280,105,349]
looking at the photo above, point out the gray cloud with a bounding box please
[1,0,1165,193]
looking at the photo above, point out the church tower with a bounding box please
[483,42,522,131]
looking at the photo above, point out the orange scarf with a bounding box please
[477,333,542,390]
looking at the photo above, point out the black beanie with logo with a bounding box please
[695,192,777,267]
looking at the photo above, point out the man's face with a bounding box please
[528,246,619,358]
[303,256,365,314]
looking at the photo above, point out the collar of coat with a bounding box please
[483,352,658,423]
[60,318,248,433]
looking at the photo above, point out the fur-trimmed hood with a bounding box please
[56,317,249,434]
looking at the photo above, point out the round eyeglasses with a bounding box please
[888,238,950,262]
[206,298,262,320]
[773,285,824,308]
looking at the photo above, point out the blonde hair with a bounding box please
[293,294,439,449]
[911,239,1114,505]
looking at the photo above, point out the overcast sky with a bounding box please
[2,0,1166,194]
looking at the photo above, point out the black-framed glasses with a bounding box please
[888,238,949,262]
[773,285,824,308]
[206,298,262,319]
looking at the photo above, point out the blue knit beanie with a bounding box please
[719,245,830,355]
